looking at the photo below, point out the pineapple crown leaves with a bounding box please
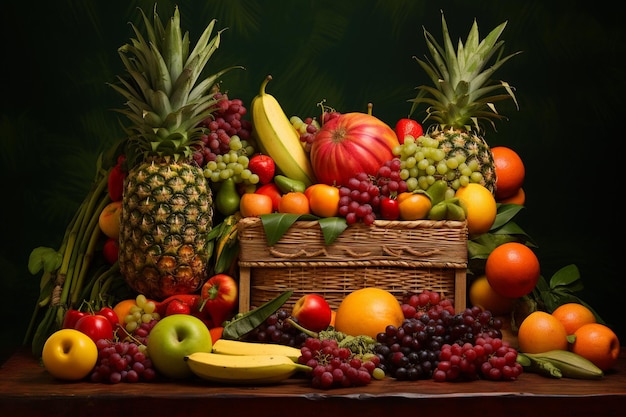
[409,11,522,132]
[109,5,242,165]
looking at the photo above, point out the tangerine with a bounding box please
[492,146,525,200]
[454,183,497,235]
[239,193,273,217]
[113,299,138,324]
[498,187,525,205]
[517,311,569,354]
[306,184,340,217]
[551,302,596,335]
[468,275,516,316]
[485,242,540,299]
[334,288,404,339]
[278,191,311,214]
[397,192,432,220]
[571,323,621,371]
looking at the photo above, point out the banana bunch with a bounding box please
[251,75,316,187]
[516,349,604,379]
[424,180,467,221]
[208,212,242,275]
[186,350,311,384]
[212,339,302,361]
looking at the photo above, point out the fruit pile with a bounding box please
[25,5,621,389]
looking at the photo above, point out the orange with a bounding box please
[517,311,569,354]
[278,191,311,214]
[239,192,273,217]
[492,146,525,200]
[571,323,621,371]
[551,302,596,335]
[306,184,340,217]
[113,299,138,324]
[498,187,525,205]
[485,242,540,298]
[334,288,404,339]
[397,192,432,220]
[454,183,497,235]
[468,275,516,316]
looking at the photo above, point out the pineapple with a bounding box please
[407,13,521,194]
[110,6,236,299]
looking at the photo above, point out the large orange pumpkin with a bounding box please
[310,112,399,187]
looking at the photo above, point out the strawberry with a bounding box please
[394,118,423,144]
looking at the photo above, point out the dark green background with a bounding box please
[2,0,624,360]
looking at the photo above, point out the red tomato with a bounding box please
[97,307,120,328]
[379,197,400,220]
[74,314,114,343]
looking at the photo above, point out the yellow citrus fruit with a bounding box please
[454,183,497,235]
[334,288,404,339]
[468,275,516,316]
[485,242,540,299]
[278,191,311,214]
[551,303,596,335]
[397,192,432,220]
[306,184,340,217]
[240,193,274,217]
[571,323,621,371]
[517,311,569,354]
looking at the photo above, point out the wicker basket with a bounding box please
[237,217,468,313]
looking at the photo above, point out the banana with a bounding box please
[212,339,302,361]
[518,350,604,379]
[251,75,317,187]
[185,352,311,384]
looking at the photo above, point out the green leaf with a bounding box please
[549,264,581,288]
[318,217,348,245]
[491,203,524,229]
[222,290,293,340]
[259,213,347,246]
[28,247,62,275]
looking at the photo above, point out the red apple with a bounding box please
[394,118,423,144]
[291,294,332,332]
[310,112,399,187]
[102,237,119,264]
[248,154,276,184]
[98,201,122,239]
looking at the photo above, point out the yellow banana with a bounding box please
[212,339,302,361]
[185,352,311,384]
[518,350,604,379]
[251,75,316,187]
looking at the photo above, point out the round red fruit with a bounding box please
[310,112,399,187]
[291,294,332,332]
[248,154,276,185]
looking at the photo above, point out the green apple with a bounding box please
[41,328,98,381]
[147,314,212,379]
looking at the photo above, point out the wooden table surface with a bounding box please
[1,348,624,417]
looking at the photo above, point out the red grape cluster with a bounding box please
[90,339,157,383]
[298,337,381,389]
[374,305,513,381]
[433,336,522,382]
[338,158,408,225]
[290,116,320,152]
[401,289,455,319]
[192,92,253,167]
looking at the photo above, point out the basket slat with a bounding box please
[237,217,468,313]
